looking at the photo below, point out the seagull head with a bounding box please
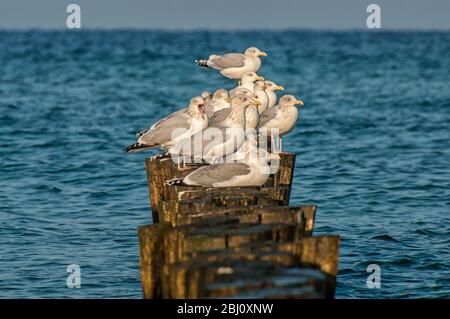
[201,91,212,101]
[230,93,259,111]
[254,80,266,91]
[241,72,265,84]
[189,96,206,115]
[244,47,267,57]
[212,89,230,103]
[265,80,284,92]
[279,94,304,108]
[231,88,255,99]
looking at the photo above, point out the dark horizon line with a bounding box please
[0,26,449,33]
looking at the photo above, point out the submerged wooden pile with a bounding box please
[138,153,340,298]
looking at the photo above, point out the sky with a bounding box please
[0,0,449,30]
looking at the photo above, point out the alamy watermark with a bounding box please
[366,4,381,29]
[168,127,281,173]
[66,264,81,288]
[366,264,381,289]
[66,4,81,29]
[65,4,380,30]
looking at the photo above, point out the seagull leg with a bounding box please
[271,133,279,154]
[269,134,273,153]
[279,137,283,153]
[177,156,193,171]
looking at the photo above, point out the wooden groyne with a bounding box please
[138,153,340,299]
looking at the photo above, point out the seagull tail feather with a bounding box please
[165,178,187,186]
[123,142,156,154]
[195,59,209,68]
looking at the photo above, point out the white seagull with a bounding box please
[264,80,284,109]
[123,96,207,153]
[204,89,230,117]
[195,47,267,80]
[134,89,229,140]
[166,138,280,187]
[169,94,258,166]
[257,94,304,152]
[254,80,269,114]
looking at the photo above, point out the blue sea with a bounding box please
[0,30,449,298]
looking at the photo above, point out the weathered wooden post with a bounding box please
[138,152,340,299]
[145,153,297,222]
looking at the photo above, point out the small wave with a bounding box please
[414,229,439,236]
[371,234,401,243]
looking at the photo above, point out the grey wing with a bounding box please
[208,108,231,128]
[176,126,226,157]
[257,105,280,129]
[185,163,250,186]
[209,53,246,69]
[136,107,188,138]
[138,110,190,145]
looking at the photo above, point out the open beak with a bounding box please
[275,85,284,91]
[258,52,268,57]
[198,104,206,114]
[294,99,304,107]
[257,76,265,81]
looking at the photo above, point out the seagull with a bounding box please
[264,81,284,109]
[134,89,228,140]
[226,87,260,133]
[229,72,264,95]
[208,93,260,129]
[123,96,207,153]
[204,89,230,117]
[166,138,280,187]
[245,101,260,133]
[168,94,258,166]
[254,80,269,114]
[257,94,304,152]
[195,47,267,80]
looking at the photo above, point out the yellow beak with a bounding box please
[251,98,262,106]
[275,85,284,91]
[257,76,265,81]
[259,52,268,57]
[294,99,304,106]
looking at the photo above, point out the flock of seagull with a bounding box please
[124,47,304,187]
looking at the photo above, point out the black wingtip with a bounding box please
[123,142,152,154]
[165,178,186,186]
[195,59,209,67]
